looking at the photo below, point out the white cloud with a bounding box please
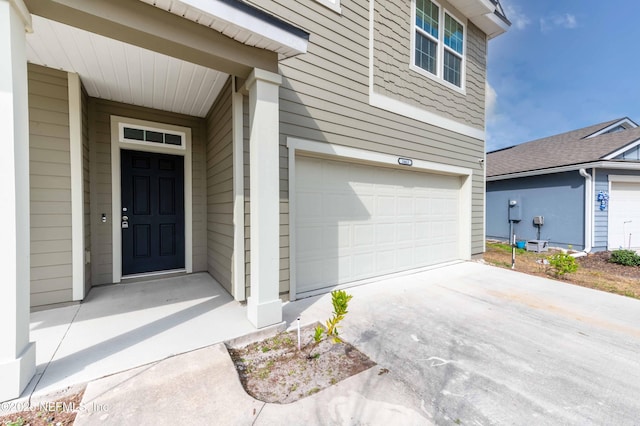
[502,2,530,30]
[540,13,578,33]
[486,81,498,124]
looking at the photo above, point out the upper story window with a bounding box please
[413,0,465,89]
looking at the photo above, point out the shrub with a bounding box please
[610,249,640,267]
[547,252,578,278]
[314,290,353,344]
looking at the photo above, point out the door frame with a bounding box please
[110,115,193,282]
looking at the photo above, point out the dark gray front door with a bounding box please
[121,149,185,275]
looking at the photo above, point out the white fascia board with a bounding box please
[448,0,494,18]
[487,161,640,181]
[586,118,639,139]
[176,0,308,54]
[473,11,510,39]
[602,138,640,160]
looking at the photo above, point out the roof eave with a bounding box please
[487,161,640,181]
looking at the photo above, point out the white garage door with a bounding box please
[608,182,640,250]
[294,155,463,295]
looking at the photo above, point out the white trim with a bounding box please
[409,0,467,93]
[603,138,640,160]
[578,168,592,253]
[371,92,484,140]
[287,142,297,300]
[9,0,31,32]
[608,174,640,183]
[110,116,193,283]
[286,137,473,301]
[174,0,308,54]
[68,72,84,300]
[487,161,640,181]
[231,82,246,302]
[586,118,638,139]
[313,0,342,14]
[287,137,473,176]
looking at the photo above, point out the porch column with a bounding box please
[246,68,283,328]
[0,0,35,402]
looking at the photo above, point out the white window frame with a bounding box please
[410,0,466,93]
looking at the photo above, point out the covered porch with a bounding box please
[1,0,308,401]
[28,273,255,399]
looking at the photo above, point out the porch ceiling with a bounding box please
[26,15,229,118]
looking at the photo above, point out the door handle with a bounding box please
[122,215,129,221]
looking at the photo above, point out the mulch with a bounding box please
[576,251,640,280]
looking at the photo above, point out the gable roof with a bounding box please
[487,118,640,178]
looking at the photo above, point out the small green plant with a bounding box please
[547,252,578,277]
[6,418,25,426]
[314,290,353,344]
[610,249,640,267]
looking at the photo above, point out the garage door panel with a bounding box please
[609,182,640,249]
[295,155,462,294]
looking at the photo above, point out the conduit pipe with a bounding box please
[578,168,593,254]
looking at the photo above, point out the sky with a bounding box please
[486,0,640,152]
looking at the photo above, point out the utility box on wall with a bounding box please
[508,199,521,222]
[526,240,548,253]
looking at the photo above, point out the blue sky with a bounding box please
[486,0,640,151]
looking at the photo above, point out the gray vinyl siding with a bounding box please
[244,0,487,297]
[594,168,640,251]
[89,99,207,284]
[205,78,234,294]
[28,64,73,307]
[486,172,586,250]
[373,0,486,129]
[82,85,91,294]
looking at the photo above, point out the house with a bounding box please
[0,0,509,400]
[486,117,640,252]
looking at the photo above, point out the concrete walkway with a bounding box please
[8,262,640,424]
[26,273,254,399]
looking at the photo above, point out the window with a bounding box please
[413,0,465,89]
[119,122,186,150]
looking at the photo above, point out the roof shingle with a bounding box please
[487,118,640,177]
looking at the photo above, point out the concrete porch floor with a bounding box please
[25,272,254,399]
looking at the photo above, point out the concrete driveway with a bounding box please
[282,261,640,425]
[70,261,640,425]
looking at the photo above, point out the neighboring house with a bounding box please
[1,0,509,400]
[486,117,640,252]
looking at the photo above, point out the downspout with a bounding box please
[578,168,593,254]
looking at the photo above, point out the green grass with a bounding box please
[489,242,526,254]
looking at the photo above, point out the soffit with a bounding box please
[26,15,228,117]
